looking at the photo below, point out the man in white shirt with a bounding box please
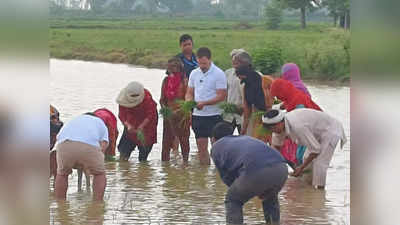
[55,112,109,201]
[223,49,253,133]
[262,109,347,189]
[185,47,227,165]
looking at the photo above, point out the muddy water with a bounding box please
[49,59,350,225]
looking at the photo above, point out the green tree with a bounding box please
[323,0,349,28]
[160,0,193,14]
[222,0,267,19]
[87,0,108,13]
[279,0,320,29]
[265,0,283,30]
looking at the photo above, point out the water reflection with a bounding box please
[50,59,349,225]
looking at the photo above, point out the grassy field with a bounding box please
[50,18,350,81]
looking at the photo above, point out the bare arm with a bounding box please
[185,87,194,101]
[198,89,227,107]
[138,118,150,130]
[240,91,250,135]
[99,141,109,153]
[292,153,319,176]
[159,77,167,106]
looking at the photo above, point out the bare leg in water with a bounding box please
[92,173,106,201]
[196,138,210,165]
[55,174,68,200]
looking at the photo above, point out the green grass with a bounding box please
[50,18,350,80]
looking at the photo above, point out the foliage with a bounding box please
[50,18,350,80]
[253,43,283,74]
[323,0,349,20]
[265,0,283,30]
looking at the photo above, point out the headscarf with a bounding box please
[236,66,266,111]
[94,108,118,156]
[164,72,183,100]
[270,79,321,112]
[281,63,311,97]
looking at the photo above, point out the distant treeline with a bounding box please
[50,0,345,25]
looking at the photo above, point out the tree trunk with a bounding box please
[344,10,350,29]
[333,13,338,27]
[300,7,306,29]
[339,15,345,28]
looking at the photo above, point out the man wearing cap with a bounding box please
[185,47,227,165]
[210,122,288,225]
[262,108,347,189]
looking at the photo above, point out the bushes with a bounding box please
[252,43,283,75]
[251,30,350,79]
[304,30,350,79]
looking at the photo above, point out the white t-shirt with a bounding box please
[223,68,244,124]
[57,114,109,148]
[188,63,227,116]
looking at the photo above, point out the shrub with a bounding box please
[304,30,350,79]
[253,43,283,75]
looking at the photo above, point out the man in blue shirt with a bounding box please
[176,34,198,78]
[210,122,288,225]
[167,34,199,153]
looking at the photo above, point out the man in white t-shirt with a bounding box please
[55,112,109,201]
[185,47,227,165]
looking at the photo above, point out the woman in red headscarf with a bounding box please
[270,79,322,166]
[160,57,191,162]
[94,108,119,160]
[270,79,321,112]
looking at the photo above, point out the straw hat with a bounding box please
[116,82,145,108]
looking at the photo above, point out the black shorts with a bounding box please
[192,115,223,139]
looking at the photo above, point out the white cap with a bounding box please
[262,109,286,125]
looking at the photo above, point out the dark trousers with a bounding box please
[225,163,288,224]
[118,128,153,161]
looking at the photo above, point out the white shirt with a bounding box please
[284,108,347,187]
[284,108,347,153]
[223,68,244,124]
[188,62,227,116]
[57,114,109,148]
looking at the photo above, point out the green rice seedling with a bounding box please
[251,110,266,120]
[176,100,197,118]
[137,129,146,146]
[255,124,272,137]
[159,106,173,119]
[176,100,197,127]
[219,102,240,115]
